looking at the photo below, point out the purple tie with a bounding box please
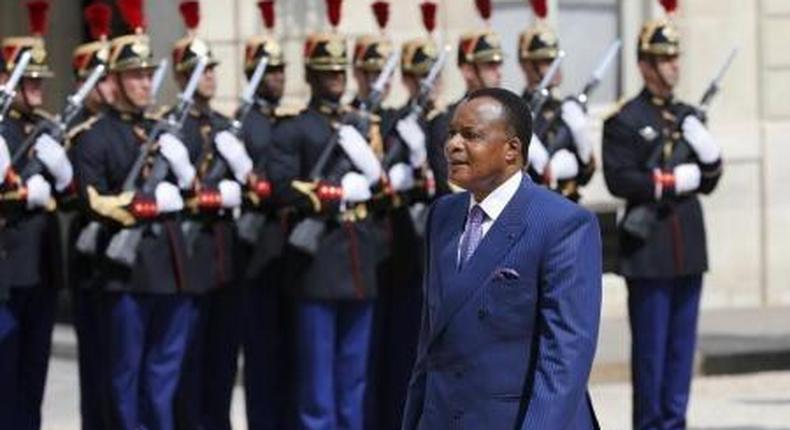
[459,204,486,270]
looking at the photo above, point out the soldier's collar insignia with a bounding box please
[639,126,658,141]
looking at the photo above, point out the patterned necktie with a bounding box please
[459,204,486,270]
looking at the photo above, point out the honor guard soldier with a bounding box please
[602,1,723,428]
[430,0,503,190]
[518,1,596,202]
[67,2,116,429]
[0,2,75,428]
[168,2,251,429]
[238,2,296,429]
[269,1,386,427]
[72,0,197,428]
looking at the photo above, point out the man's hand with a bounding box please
[396,114,427,167]
[0,135,9,186]
[218,179,242,209]
[561,100,594,164]
[337,125,382,184]
[215,130,253,182]
[528,134,550,176]
[548,149,579,182]
[682,116,721,164]
[341,171,372,203]
[388,162,416,192]
[674,163,701,194]
[33,133,73,191]
[154,181,184,213]
[25,174,52,210]
[86,186,136,226]
[158,133,196,189]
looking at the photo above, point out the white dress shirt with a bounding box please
[457,171,523,265]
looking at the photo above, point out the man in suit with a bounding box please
[402,88,602,430]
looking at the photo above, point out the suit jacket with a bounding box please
[402,175,602,430]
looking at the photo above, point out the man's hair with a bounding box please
[466,87,533,162]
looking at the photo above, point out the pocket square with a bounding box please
[495,267,520,281]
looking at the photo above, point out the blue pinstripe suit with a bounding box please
[402,175,602,430]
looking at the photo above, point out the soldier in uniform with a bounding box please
[168,2,255,429]
[602,17,723,430]
[518,24,596,202]
[269,28,385,430]
[67,3,116,429]
[72,1,197,428]
[0,3,76,428]
[430,28,503,190]
[237,3,295,428]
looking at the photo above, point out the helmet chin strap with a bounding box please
[648,58,673,98]
[117,77,144,113]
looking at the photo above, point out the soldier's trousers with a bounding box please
[296,299,373,430]
[627,275,703,430]
[176,286,243,430]
[244,282,296,430]
[73,288,111,430]
[105,291,192,430]
[0,284,58,430]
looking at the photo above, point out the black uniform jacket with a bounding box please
[602,88,723,278]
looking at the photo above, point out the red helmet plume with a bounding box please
[421,1,437,34]
[84,1,112,41]
[117,0,146,32]
[27,0,50,36]
[326,0,342,28]
[530,0,547,19]
[475,0,491,21]
[659,0,678,14]
[372,1,389,31]
[258,0,275,30]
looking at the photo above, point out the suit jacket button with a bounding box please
[477,309,487,319]
[454,370,463,378]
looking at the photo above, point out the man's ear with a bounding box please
[505,136,522,164]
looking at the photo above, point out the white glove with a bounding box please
[561,100,594,164]
[388,162,415,192]
[528,134,550,175]
[215,130,253,183]
[218,179,242,209]
[0,135,9,186]
[154,181,184,213]
[25,174,52,210]
[337,125,382,185]
[340,171,372,203]
[548,149,579,181]
[396,114,427,167]
[682,116,721,164]
[33,134,73,192]
[674,163,701,194]
[158,133,196,189]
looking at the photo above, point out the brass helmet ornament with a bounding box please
[353,1,393,73]
[109,0,157,72]
[638,0,680,57]
[401,1,439,77]
[518,0,560,62]
[304,0,348,72]
[172,0,219,73]
[458,0,503,66]
[245,1,285,75]
[2,0,55,79]
[72,1,112,80]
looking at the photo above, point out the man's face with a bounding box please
[115,68,153,110]
[402,73,442,103]
[354,68,390,100]
[445,97,521,195]
[16,78,45,108]
[312,70,346,101]
[259,66,285,101]
[639,55,680,92]
[461,61,502,92]
[196,66,217,100]
[520,59,562,90]
[80,76,116,107]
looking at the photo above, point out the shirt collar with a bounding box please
[468,170,523,223]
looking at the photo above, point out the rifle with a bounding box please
[529,50,565,120]
[382,45,450,168]
[184,56,269,249]
[540,40,621,153]
[11,65,106,181]
[621,47,737,241]
[103,57,208,267]
[76,60,171,256]
[0,51,32,123]
[288,52,399,255]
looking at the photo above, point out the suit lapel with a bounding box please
[429,176,534,346]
